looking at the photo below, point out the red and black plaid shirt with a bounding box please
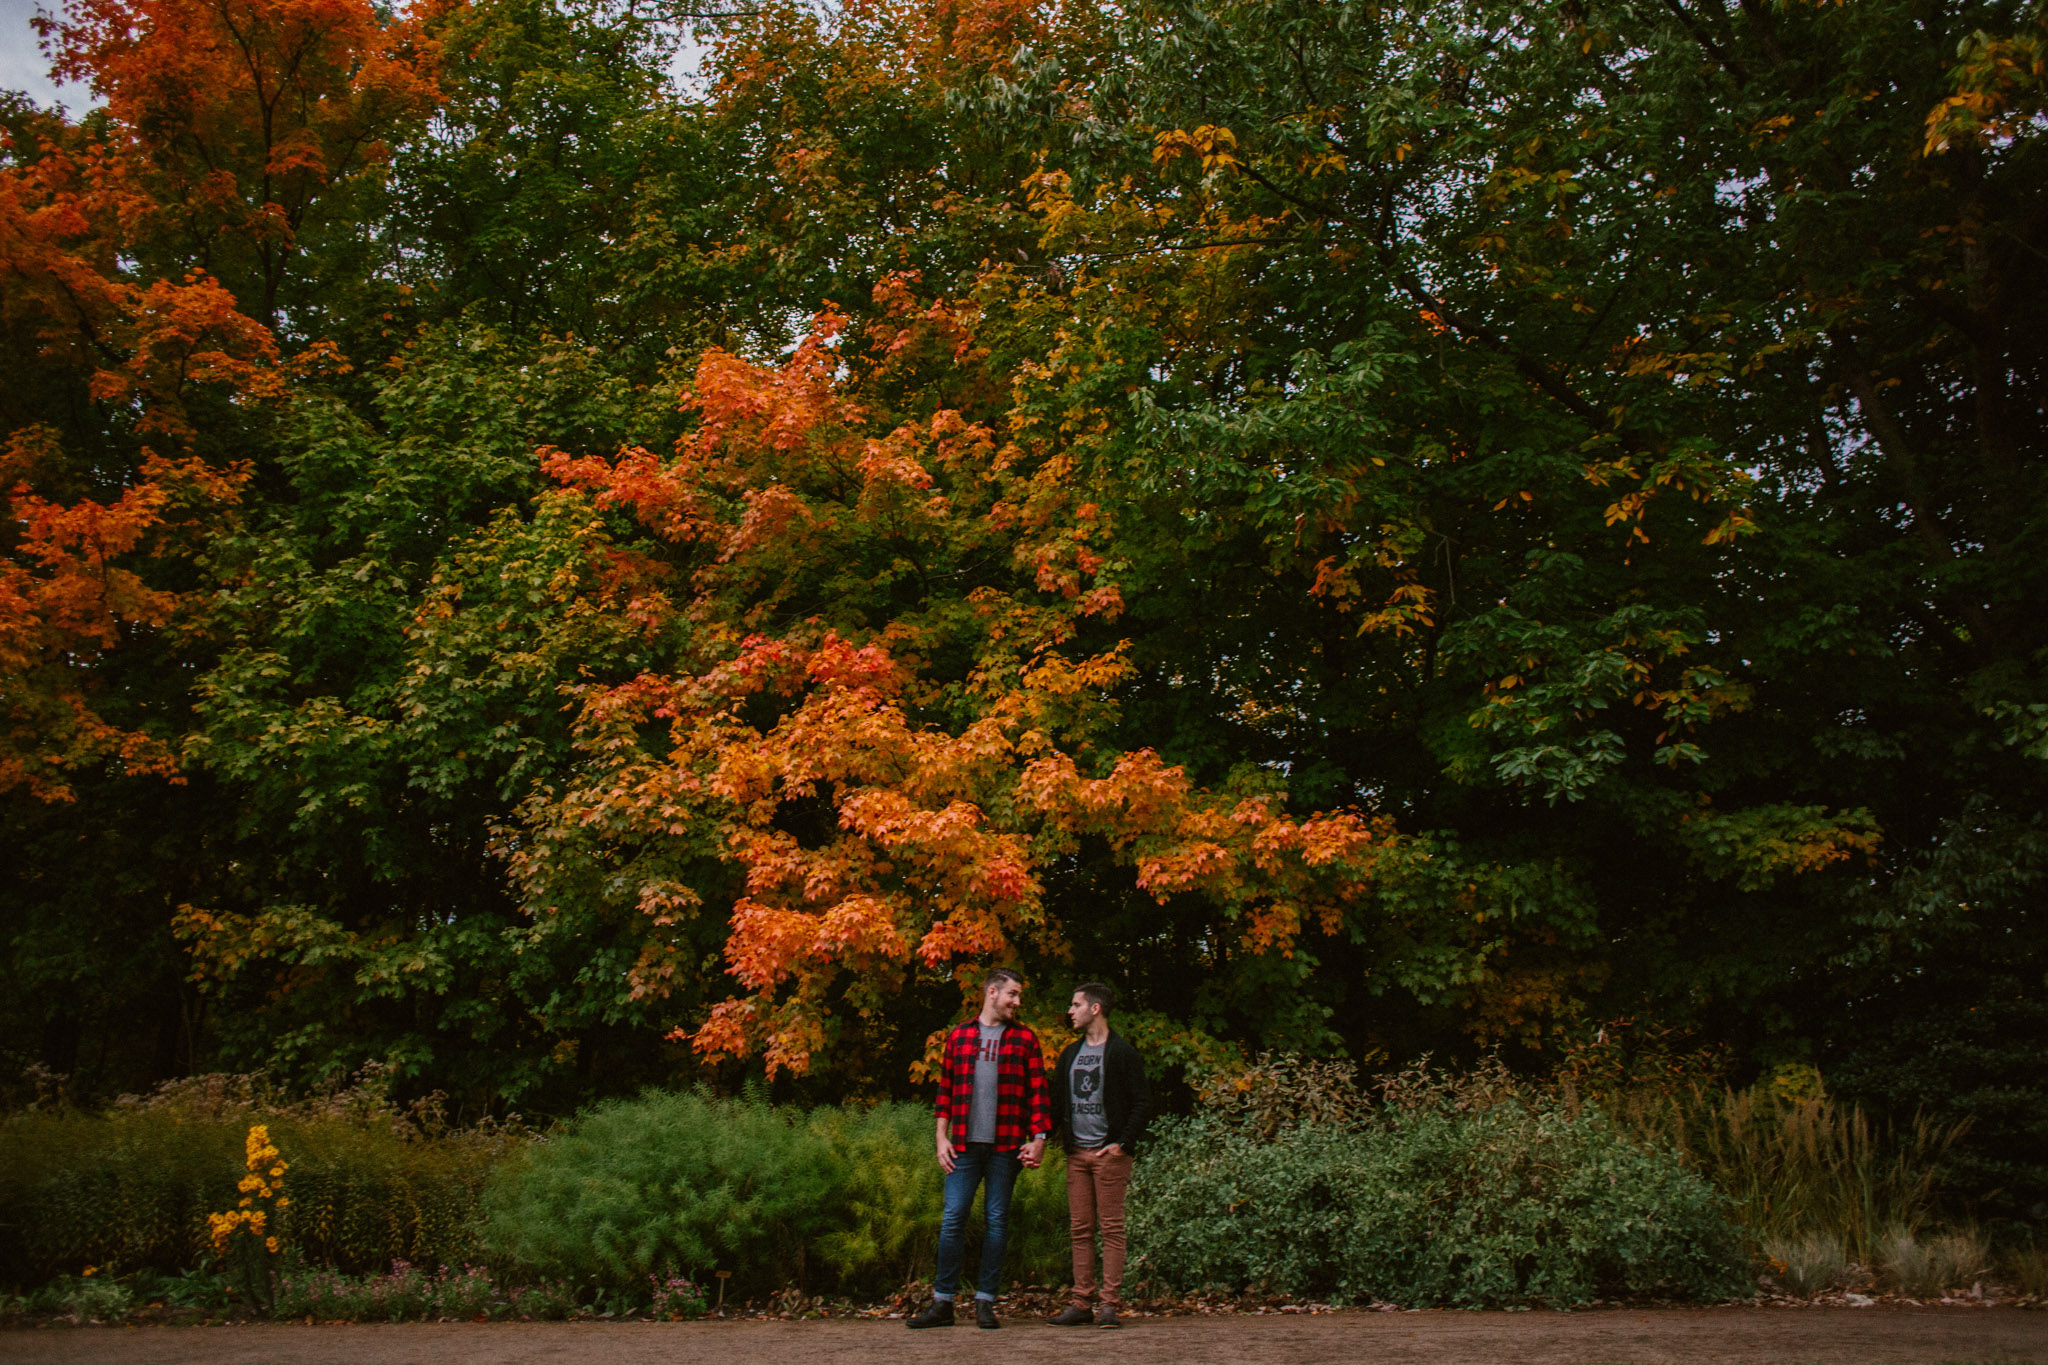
[934,1018,1051,1151]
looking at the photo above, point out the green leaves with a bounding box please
[477,1090,1069,1293]
[6,0,2043,1162]
[1130,1092,1748,1306]
[1445,602,1746,804]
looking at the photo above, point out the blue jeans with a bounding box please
[933,1142,1023,1301]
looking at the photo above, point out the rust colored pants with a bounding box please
[1065,1145,1133,1306]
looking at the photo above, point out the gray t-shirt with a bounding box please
[966,1023,1006,1144]
[1068,1040,1108,1148]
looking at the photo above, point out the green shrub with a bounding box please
[807,1099,1069,1291]
[0,1273,142,1324]
[270,1122,504,1272]
[480,1088,840,1292]
[506,1278,580,1319]
[0,1111,241,1281]
[137,1266,234,1312]
[805,1100,943,1285]
[478,1089,1068,1296]
[2000,1239,2048,1297]
[1192,1052,1376,1138]
[1128,1072,1748,1307]
[0,1107,511,1282]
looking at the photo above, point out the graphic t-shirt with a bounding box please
[1068,1039,1108,1148]
[966,1022,1006,1144]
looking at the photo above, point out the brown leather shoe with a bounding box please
[1048,1304,1094,1326]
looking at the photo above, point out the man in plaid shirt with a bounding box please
[907,967,1051,1330]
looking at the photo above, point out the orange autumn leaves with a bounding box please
[2,0,445,799]
[0,140,270,798]
[524,283,1395,1076]
[51,0,444,167]
[0,440,247,799]
[45,0,446,320]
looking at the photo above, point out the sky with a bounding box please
[1,0,92,109]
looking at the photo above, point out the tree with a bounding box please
[1,95,270,802]
[511,280,1393,1082]
[44,0,444,329]
[952,0,2043,1172]
[2,0,2039,1205]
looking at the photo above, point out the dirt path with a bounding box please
[3,1309,2043,1365]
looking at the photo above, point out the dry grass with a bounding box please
[1761,1232,1852,1295]
[1607,1086,1968,1264]
[1998,1241,2048,1297]
[1878,1226,1990,1295]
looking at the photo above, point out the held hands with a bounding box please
[934,1130,1048,1171]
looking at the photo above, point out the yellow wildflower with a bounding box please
[211,1123,288,1263]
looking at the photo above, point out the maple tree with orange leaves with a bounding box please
[2,0,441,800]
[507,280,1399,1078]
[1,124,266,797]
[42,0,445,326]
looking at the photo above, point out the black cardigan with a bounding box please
[1049,1029,1154,1154]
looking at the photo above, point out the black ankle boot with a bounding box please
[976,1299,1000,1328]
[907,1299,955,1329]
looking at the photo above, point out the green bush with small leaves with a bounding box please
[480,1088,840,1292]
[478,1089,1068,1296]
[1129,1065,1748,1307]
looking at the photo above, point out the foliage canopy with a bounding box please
[2,0,2043,1210]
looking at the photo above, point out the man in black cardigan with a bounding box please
[1045,982,1152,1329]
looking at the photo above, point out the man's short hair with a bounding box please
[983,967,1025,992]
[1074,981,1116,1013]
